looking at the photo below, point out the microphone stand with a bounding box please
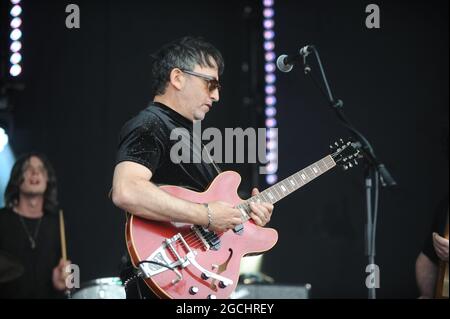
[299,46,396,299]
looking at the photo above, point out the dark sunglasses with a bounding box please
[181,69,221,92]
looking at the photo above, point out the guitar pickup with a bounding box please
[233,224,244,234]
[193,225,221,250]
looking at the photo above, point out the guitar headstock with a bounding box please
[330,139,360,170]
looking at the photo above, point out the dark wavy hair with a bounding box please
[151,36,225,96]
[4,152,59,214]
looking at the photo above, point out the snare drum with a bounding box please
[71,277,126,299]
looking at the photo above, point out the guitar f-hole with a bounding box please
[210,248,234,291]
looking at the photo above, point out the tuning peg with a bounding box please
[354,159,358,166]
[343,165,349,170]
[340,138,344,144]
[348,163,353,168]
[329,145,334,149]
[335,142,339,147]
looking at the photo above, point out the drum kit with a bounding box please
[70,277,126,299]
[0,250,125,299]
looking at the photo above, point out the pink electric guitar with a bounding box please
[125,140,359,299]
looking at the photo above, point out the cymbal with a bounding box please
[0,250,24,283]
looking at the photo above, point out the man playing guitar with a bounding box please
[111,37,273,299]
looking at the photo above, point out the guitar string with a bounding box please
[172,168,323,247]
[178,200,253,244]
[181,173,325,247]
[178,200,257,246]
[157,159,340,260]
[179,194,282,247]
[157,157,345,258]
[175,164,323,247]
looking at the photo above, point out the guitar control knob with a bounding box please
[201,273,210,280]
[207,294,217,299]
[189,286,199,295]
[218,281,228,289]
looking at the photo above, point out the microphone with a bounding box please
[276,45,314,73]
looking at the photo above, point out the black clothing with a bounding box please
[116,101,219,192]
[0,207,62,298]
[115,102,220,299]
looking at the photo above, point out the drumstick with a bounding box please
[59,209,67,261]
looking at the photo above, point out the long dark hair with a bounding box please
[4,152,59,214]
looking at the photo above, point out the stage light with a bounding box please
[263,19,274,29]
[263,8,274,18]
[11,17,22,28]
[266,174,278,184]
[0,128,9,153]
[267,140,278,150]
[265,163,278,175]
[10,41,22,52]
[265,51,275,62]
[10,5,22,17]
[265,62,276,73]
[265,74,276,84]
[264,41,274,51]
[9,1,23,78]
[265,106,277,117]
[265,96,276,106]
[265,118,277,128]
[10,29,22,41]
[9,64,22,77]
[265,85,276,95]
[262,0,277,185]
[264,30,274,40]
[266,128,277,139]
[266,151,277,161]
[10,52,22,64]
[0,144,15,207]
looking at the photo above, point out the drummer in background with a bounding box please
[0,153,70,298]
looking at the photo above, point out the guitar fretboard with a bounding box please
[236,155,336,220]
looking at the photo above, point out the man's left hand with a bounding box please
[249,188,274,227]
[433,233,449,262]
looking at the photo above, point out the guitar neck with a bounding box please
[236,155,336,215]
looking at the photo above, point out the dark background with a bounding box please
[0,0,448,298]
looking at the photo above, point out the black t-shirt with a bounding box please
[0,207,62,299]
[422,198,449,264]
[115,102,221,298]
[116,101,220,191]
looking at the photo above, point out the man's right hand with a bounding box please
[205,201,243,233]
